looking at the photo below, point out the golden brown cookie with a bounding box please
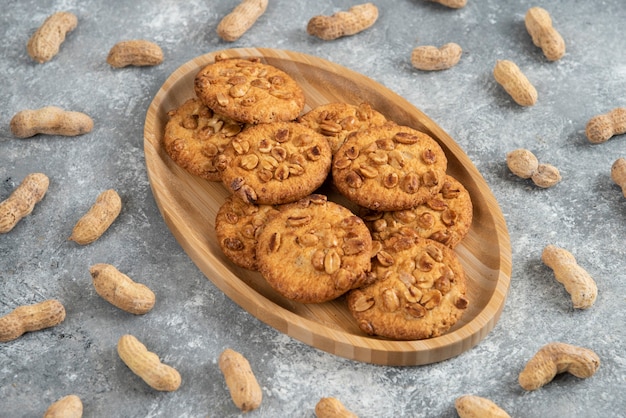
[194,56,306,124]
[215,195,281,271]
[256,194,373,304]
[347,235,469,340]
[332,123,448,211]
[359,175,473,248]
[219,121,332,205]
[298,102,388,154]
[163,98,245,181]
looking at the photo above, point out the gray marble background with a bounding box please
[1,0,625,417]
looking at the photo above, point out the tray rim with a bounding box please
[143,47,512,366]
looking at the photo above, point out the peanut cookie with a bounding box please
[194,56,306,124]
[163,98,245,181]
[215,195,281,271]
[298,102,388,154]
[359,175,473,248]
[347,235,469,340]
[256,194,373,304]
[332,123,448,211]
[219,121,332,205]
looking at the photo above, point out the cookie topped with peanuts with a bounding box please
[215,195,281,271]
[298,102,388,154]
[332,122,448,211]
[347,235,468,340]
[359,175,473,248]
[163,98,245,181]
[256,194,373,304]
[194,55,306,124]
[218,121,332,205]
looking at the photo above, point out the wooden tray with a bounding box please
[143,48,511,366]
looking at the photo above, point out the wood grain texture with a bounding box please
[143,48,511,366]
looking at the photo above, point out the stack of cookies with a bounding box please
[163,54,473,341]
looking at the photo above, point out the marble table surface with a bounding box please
[1,1,625,417]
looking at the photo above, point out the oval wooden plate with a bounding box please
[144,48,511,366]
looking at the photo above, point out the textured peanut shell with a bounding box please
[315,397,358,418]
[0,299,66,342]
[69,189,121,245]
[90,263,156,314]
[411,43,462,71]
[429,0,467,8]
[541,245,597,309]
[219,348,262,412]
[43,394,83,418]
[10,106,93,138]
[107,40,163,68]
[307,3,378,40]
[518,342,600,390]
[531,163,561,188]
[525,7,565,61]
[455,395,510,418]
[506,149,538,179]
[611,157,626,197]
[0,173,49,233]
[27,11,77,63]
[585,107,626,143]
[117,334,181,391]
[217,0,268,42]
[493,60,537,106]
